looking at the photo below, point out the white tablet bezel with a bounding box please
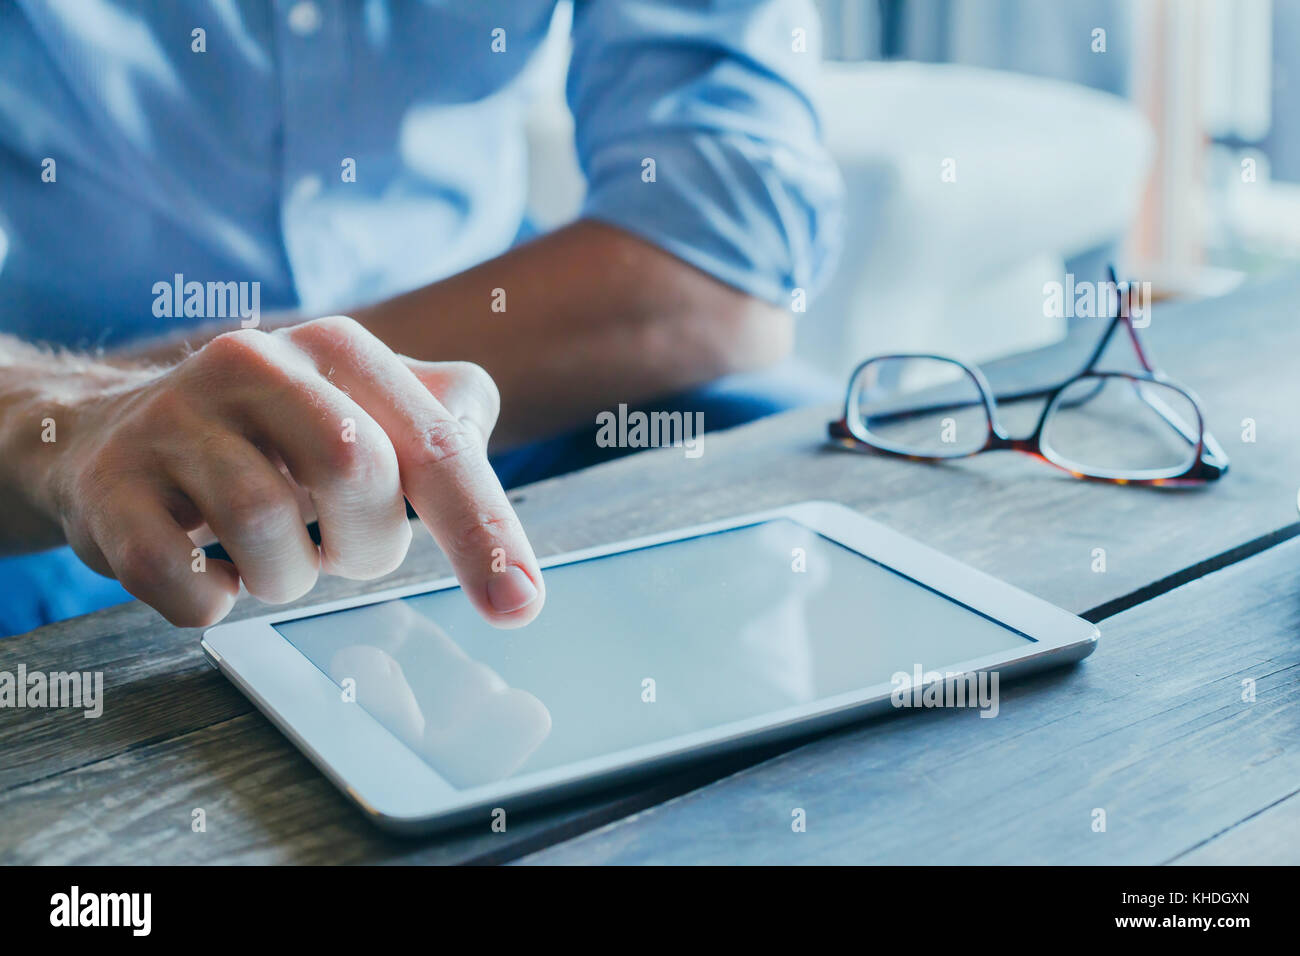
[201,500,1098,834]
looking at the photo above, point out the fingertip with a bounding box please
[197,560,241,625]
[166,564,240,629]
[481,565,545,629]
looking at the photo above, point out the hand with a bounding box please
[31,316,545,628]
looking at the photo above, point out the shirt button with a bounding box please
[287,1,322,36]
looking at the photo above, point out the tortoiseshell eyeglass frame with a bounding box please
[827,267,1229,486]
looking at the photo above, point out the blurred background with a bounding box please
[521,0,1300,380]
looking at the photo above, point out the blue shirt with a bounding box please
[0,0,842,633]
[0,0,842,349]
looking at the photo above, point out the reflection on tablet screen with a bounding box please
[275,520,1032,789]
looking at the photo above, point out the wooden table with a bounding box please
[2,274,1299,865]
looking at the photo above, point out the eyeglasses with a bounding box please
[828,268,1228,486]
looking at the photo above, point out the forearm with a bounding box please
[350,220,793,446]
[116,221,794,447]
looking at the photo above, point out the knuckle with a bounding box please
[406,418,478,468]
[221,481,295,534]
[448,360,494,391]
[199,328,273,371]
[322,421,399,489]
[114,537,175,596]
[189,426,241,465]
[322,427,367,477]
[287,314,368,350]
[451,510,517,557]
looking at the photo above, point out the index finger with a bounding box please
[283,318,544,627]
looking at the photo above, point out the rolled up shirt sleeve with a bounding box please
[567,0,844,305]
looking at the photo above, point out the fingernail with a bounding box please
[487,565,538,614]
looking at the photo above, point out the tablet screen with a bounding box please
[274,519,1032,790]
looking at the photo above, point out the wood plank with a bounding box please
[1,273,1298,863]
[1171,792,1300,865]
[0,706,800,864]
[516,536,1300,865]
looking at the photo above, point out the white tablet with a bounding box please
[201,500,1097,834]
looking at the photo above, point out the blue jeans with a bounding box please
[0,360,838,636]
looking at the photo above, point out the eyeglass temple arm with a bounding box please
[1199,426,1230,468]
[1132,375,1229,472]
[1101,264,1157,373]
[1107,265,1227,468]
[844,266,1145,427]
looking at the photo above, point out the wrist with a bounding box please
[0,356,156,550]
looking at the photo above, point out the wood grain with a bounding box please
[1,273,1298,863]
[517,536,1300,865]
[1172,792,1300,865]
